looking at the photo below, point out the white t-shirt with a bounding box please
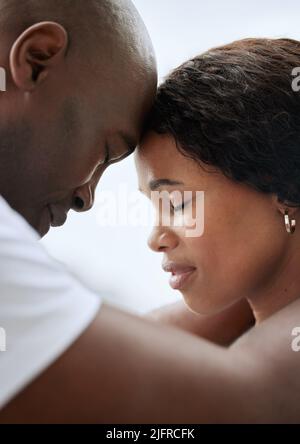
[0,195,102,409]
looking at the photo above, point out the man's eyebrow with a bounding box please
[149,179,184,191]
[119,132,137,154]
[107,133,137,164]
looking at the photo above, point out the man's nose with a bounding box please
[72,183,95,213]
[147,227,179,253]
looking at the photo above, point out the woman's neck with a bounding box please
[247,246,300,324]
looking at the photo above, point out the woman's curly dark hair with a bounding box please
[144,38,300,207]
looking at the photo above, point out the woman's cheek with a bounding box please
[173,198,205,238]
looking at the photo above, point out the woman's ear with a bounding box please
[9,21,68,92]
[271,194,298,217]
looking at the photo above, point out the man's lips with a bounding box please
[162,261,197,290]
[48,204,68,227]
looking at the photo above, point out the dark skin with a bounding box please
[146,299,255,346]
[0,3,157,237]
[2,301,300,424]
[0,1,294,424]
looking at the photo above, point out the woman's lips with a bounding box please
[162,262,197,290]
[169,269,196,290]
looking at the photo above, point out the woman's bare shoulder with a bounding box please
[230,298,300,421]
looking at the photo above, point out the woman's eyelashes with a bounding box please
[172,200,186,212]
[170,197,192,212]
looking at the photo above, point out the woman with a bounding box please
[136,38,300,333]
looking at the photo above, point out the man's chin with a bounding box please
[3,199,51,238]
[37,207,52,238]
[22,207,52,239]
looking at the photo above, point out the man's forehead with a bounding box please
[94,86,156,149]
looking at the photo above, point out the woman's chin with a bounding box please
[182,292,232,316]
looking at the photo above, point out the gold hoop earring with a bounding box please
[284,210,296,234]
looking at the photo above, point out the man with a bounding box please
[0,0,298,423]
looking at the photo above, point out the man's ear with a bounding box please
[9,22,68,92]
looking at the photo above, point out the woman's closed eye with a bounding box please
[170,193,192,212]
[172,200,186,212]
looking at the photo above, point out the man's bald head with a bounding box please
[0,0,155,67]
[0,0,157,237]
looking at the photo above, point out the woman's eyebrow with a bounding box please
[149,179,184,191]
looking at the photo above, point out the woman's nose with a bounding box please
[147,227,179,253]
[72,184,94,213]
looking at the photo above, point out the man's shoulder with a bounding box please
[0,194,101,410]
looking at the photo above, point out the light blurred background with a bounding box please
[42,0,300,314]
